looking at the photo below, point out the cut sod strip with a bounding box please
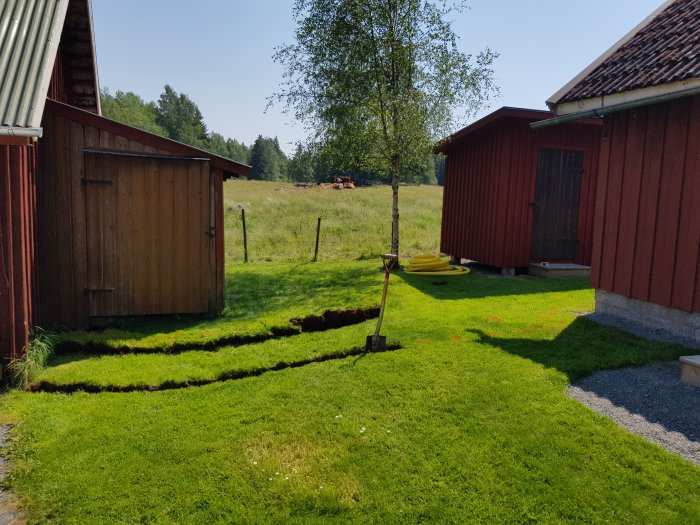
[32,323,400,393]
[55,308,380,356]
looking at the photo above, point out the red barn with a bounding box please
[0,0,250,382]
[438,107,602,274]
[543,0,700,344]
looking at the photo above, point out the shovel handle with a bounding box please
[372,254,397,350]
[383,253,398,274]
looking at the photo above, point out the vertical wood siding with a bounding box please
[592,95,700,312]
[83,155,212,317]
[37,109,223,330]
[47,41,69,104]
[0,144,38,383]
[440,117,601,268]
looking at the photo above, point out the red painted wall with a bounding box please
[592,94,700,312]
[0,144,39,383]
[440,113,601,268]
[0,32,73,383]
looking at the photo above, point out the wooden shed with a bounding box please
[438,107,602,273]
[544,0,700,343]
[0,0,250,382]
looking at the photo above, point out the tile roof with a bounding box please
[558,0,700,104]
[0,0,68,129]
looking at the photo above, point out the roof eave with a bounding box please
[551,78,700,116]
[45,99,251,178]
[436,106,554,153]
[533,80,700,130]
[84,0,101,115]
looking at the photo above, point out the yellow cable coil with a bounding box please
[404,255,471,276]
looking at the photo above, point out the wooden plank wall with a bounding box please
[592,95,700,312]
[0,144,38,383]
[440,118,601,268]
[213,168,225,310]
[37,109,221,330]
[85,155,211,318]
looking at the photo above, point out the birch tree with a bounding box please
[272,0,498,257]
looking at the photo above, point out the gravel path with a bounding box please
[0,425,19,525]
[569,361,700,466]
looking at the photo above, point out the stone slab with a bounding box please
[528,263,591,278]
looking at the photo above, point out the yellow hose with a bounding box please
[404,255,471,276]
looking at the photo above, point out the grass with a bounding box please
[8,328,58,388]
[55,261,383,352]
[223,180,443,263]
[2,262,699,523]
[56,180,441,352]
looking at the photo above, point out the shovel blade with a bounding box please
[365,335,386,352]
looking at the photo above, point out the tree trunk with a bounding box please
[391,156,400,259]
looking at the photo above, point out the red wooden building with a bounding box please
[438,107,602,273]
[544,0,700,343]
[0,0,250,383]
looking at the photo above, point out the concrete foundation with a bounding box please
[680,356,700,388]
[595,290,700,344]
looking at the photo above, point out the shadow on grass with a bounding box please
[53,307,379,362]
[224,263,378,320]
[55,262,381,352]
[471,316,700,446]
[396,270,591,301]
[468,316,689,383]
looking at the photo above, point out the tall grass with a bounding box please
[223,180,443,263]
[9,328,57,388]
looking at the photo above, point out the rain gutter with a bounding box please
[531,86,700,129]
[0,126,42,138]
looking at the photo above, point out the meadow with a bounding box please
[222,180,444,263]
[1,181,698,523]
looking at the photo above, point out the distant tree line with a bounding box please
[100,86,444,185]
[100,86,252,165]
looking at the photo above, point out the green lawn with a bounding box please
[2,260,699,523]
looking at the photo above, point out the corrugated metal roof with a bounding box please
[0,0,68,129]
[558,0,700,104]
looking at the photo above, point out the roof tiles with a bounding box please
[559,0,700,103]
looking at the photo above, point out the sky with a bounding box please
[91,0,664,154]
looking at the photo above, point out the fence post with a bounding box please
[313,217,321,262]
[242,208,248,263]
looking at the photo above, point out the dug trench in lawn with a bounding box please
[55,307,381,356]
[28,344,403,394]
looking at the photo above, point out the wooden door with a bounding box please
[530,149,584,261]
[84,152,214,318]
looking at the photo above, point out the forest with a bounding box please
[100,85,444,185]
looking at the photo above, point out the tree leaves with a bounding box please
[272,0,499,254]
[100,86,254,167]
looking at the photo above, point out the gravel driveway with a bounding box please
[569,361,700,466]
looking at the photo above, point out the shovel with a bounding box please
[366,254,398,352]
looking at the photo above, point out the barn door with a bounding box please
[530,149,584,261]
[84,152,214,319]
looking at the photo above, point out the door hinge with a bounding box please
[205,227,216,238]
